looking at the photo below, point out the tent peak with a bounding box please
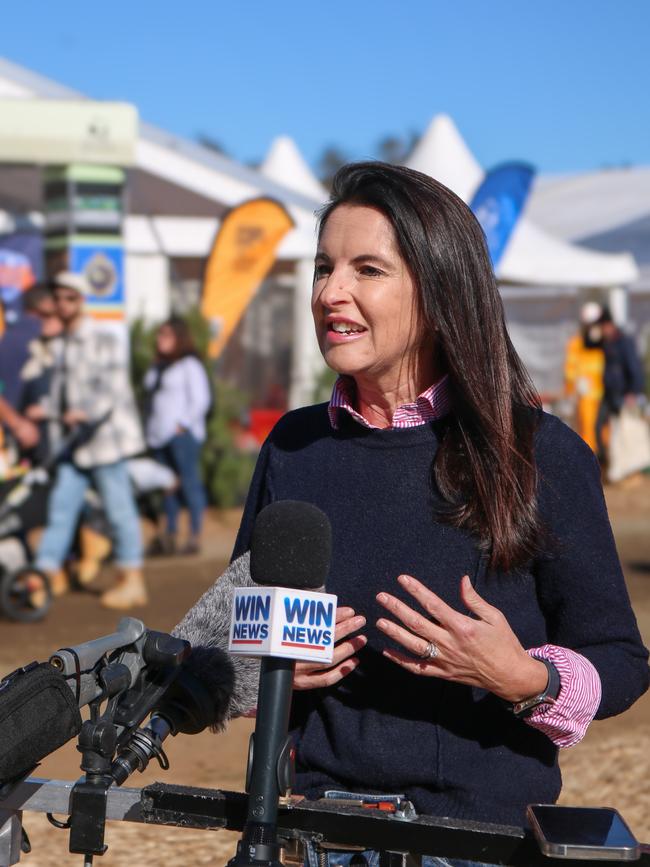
[405,113,483,202]
[261,135,327,203]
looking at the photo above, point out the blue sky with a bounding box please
[2,0,648,175]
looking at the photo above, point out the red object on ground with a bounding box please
[249,409,284,445]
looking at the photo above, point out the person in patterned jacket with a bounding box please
[33,271,146,609]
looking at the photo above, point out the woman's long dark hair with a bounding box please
[155,316,197,363]
[318,162,542,571]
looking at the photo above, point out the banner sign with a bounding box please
[469,162,535,269]
[0,236,41,327]
[0,236,41,395]
[70,245,125,319]
[228,587,337,663]
[201,197,294,358]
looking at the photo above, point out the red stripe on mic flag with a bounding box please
[281,642,326,650]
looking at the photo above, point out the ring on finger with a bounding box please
[420,640,439,660]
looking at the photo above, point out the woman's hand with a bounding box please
[293,607,367,690]
[376,574,548,703]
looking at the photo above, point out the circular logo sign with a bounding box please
[84,252,117,298]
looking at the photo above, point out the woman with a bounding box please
[144,317,211,555]
[231,163,649,866]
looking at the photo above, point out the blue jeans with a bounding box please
[36,460,142,569]
[154,431,206,535]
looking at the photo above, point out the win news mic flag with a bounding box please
[201,197,294,358]
[469,162,535,269]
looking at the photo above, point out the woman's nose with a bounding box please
[314,267,351,310]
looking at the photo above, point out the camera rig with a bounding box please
[0,617,216,865]
[0,621,648,867]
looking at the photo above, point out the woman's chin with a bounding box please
[321,344,369,376]
[322,355,366,380]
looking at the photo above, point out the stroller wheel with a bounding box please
[0,567,53,622]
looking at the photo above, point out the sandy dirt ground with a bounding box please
[1,484,649,866]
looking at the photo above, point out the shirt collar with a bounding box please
[327,374,451,430]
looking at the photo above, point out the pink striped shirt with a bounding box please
[328,375,451,430]
[328,375,601,747]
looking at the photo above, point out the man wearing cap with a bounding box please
[34,271,147,609]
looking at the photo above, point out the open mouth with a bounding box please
[327,321,367,337]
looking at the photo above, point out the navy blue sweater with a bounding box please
[233,406,649,826]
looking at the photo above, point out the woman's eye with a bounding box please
[314,264,331,279]
[360,265,383,277]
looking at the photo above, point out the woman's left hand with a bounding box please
[376,574,548,703]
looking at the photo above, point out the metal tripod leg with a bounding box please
[0,809,22,867]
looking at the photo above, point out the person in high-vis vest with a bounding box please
[564,302,606,453]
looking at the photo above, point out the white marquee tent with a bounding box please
[405,115,641,396]
[406,114,638,288]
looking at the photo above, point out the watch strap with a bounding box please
[510,657,561,719]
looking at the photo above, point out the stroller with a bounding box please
[0,415,112,623]
[0,442,177,622]
[0,464,53,622]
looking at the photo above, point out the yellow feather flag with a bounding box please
[201,197,295,357]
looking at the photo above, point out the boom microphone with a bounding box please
[109,554,263,785]
[0,620,190,785]
[171,551,262,727]
[114,549,286,786]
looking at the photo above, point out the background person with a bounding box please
[144,317,211,556]
[0,284,60,471]
[33,271,146,608]
[0,291,42,411]
[0,394,39,455]
[594,307,646,466]
[564,301,605,453]
[229,163,649,867]
[19,282,64,465]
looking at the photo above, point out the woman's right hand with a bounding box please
[293,607,366,690]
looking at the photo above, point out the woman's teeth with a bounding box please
[331,322,364,334]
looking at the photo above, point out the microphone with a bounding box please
[170,551,262,728]
[118,503,331,794]
[228,500,333,867]
[110,554,262,785]
[0,620,190,786]
[114,548,287,786]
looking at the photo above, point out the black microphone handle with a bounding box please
[230,656,295,866]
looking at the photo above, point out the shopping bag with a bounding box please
[607,406,650,482]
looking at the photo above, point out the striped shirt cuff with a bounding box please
[524,644,602,748]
